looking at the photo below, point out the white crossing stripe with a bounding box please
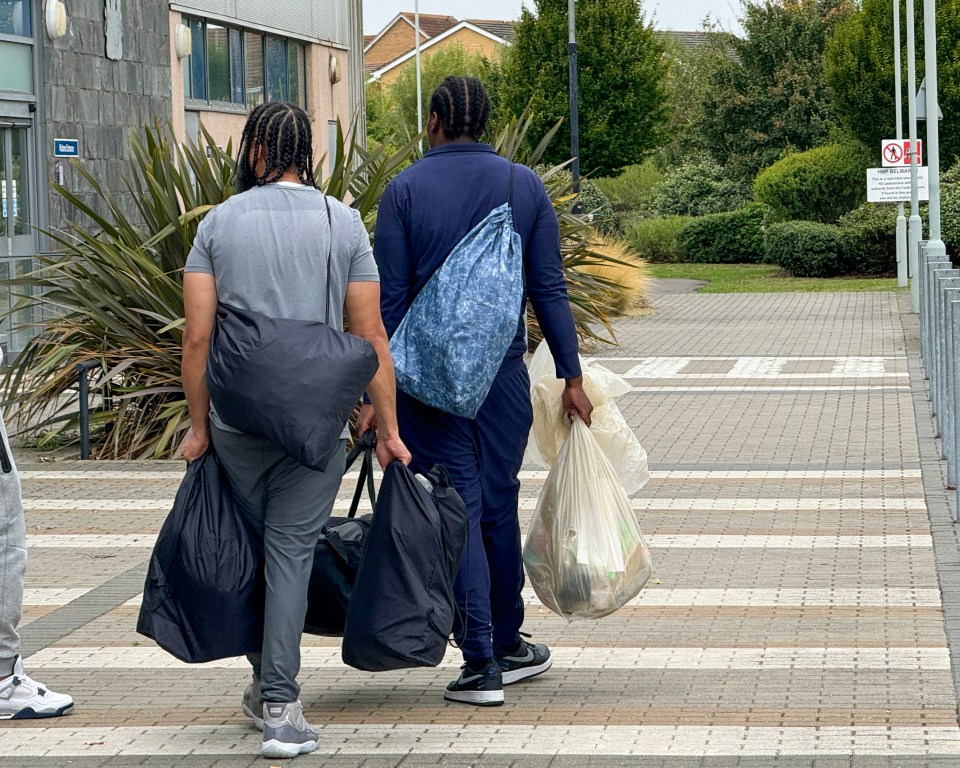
[22,588,89,605]
[24,533,933,549]
[628,373,909,379]
[623,356,693,378]
[831,357,888,377]
[25,645,950,671]
[726,357,789,378]
[20,497,930,512]
[118,587,944,610]
[631,385,910,393]
[3,724,960,756]
[591,356,907,363]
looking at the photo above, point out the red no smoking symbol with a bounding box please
[884,143,904,163]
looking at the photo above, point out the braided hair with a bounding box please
[236,102,316,192]
[428,76,491,142]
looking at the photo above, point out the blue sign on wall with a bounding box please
[53,139,79,158]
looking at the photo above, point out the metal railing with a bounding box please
[917,242,960,518]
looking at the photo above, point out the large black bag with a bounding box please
[342,461,468,671]
[206,198,379,472]
[137,450,264,663]
[303,431,377,637]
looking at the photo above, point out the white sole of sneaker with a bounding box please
[261,738,318,758]
[501,656,553,685]
[443,688,504,707]
[241,702,264,731]
[0,702,75,720]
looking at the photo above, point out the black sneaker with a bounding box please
[495,638,553,685]
[443,660,504,707]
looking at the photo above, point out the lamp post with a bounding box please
[415,0,423,150]
[894,0,907,288]
[568,0,581,211]
[907,0,923,312]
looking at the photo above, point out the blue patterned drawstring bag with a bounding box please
[390,165,523,419]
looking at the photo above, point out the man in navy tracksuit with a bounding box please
[361,76,593,706]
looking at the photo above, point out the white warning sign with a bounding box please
[867,167,929,203]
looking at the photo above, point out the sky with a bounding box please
[362,0,745,36]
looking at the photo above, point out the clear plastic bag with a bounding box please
[523,417,654,620]
[526,342,650,496]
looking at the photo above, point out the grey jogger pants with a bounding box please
[0,410,25,670]
[211,424,345,703]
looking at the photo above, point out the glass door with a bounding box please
[0,123,35,357]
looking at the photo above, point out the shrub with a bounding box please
[539,167,616,235]
[753,141,874,223]
[677,203,768,263]
[577,233,652,316]
[651,155,751,217]
[593,159,664,213]
[940,160,960,253]
[837,203,898,275]
[623,215,692,263]
[766,221,845,277]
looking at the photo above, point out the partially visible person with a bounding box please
[363,76,592,707]
[0,348,75,720]
[181,102,410,758]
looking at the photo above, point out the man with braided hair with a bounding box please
[363,76,592,706]
[182,102,410,757]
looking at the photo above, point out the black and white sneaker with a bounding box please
[443,660,504,707]
[495,638,553,685]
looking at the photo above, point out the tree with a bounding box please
[698,0,847,180]
[499,0,669,177]
[824,0,960,164]
[366,45,504,149]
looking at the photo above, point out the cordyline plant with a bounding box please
[3,116,624,459]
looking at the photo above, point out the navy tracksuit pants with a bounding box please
[396,357,533,663]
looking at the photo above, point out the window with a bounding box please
[0,0,30,37]
[185,17,306,110]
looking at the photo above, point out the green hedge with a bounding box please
[594,160,663,213]
[651,155,750,217]
[623,215,692,263]
[837,203,898,276]
[753,141,874,224]
[766,221,845,277]
[677,203,768,264]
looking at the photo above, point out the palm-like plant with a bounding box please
[3,117,629,458]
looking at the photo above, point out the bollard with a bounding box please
[925,258,951,380]
[75,360,100,460]
[953,299,960,517]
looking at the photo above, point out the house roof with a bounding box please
[659,30,713,48]
[368,20,511,81]
[466,19,515,41]
[397,12,459,38]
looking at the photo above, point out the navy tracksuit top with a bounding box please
[373,142,582,381]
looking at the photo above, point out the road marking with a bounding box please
[25,645,950,671]
[630,385,910,393]
[3,724,960,756]
[24,533,932,549]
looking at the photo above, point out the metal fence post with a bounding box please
[943,289,960,484]
[930,268,957,422]
[925,255,950,380]
[75,360,100,460]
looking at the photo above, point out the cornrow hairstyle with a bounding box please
[428,76,491,141]
[236,101,316,192]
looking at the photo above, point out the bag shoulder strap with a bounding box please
[506,162,515,208]
[323,196,335,326]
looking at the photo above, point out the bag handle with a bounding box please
[345,429,377,518]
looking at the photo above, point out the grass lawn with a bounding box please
[647,263,902,293]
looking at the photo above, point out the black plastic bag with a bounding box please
[303,431,376,637]
[137,450,264,662]
[342,461,467,671]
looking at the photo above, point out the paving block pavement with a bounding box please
[3,288,960,766]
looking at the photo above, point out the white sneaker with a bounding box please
[241,673,263,730]
[261,700,318,759]
[0,656,74,720]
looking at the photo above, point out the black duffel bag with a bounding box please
[303,430,377,637]
[342,460,468,671]
[137,449,264,663]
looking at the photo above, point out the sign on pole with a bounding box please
[881,139,922,166]
[867,166,929,202]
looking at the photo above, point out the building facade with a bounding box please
[0,0,360,354]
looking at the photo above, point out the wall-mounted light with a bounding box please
[174,23,192,59]
[44,0,67,39]
[329,55,341,85]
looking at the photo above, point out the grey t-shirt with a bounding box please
[185,182,379,434]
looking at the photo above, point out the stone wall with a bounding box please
[42,0,172,232]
